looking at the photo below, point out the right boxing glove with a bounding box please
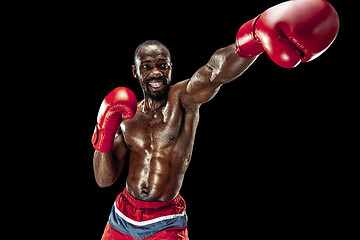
[235,0,339,68]
[92,87,137,153]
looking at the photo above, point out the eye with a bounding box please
[142,64,151,69]
[160,63,169,69]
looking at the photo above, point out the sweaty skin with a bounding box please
[93,43,257,201]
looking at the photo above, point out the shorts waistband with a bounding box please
[119,188,185,209]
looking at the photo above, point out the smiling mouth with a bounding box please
[147,78,165,90]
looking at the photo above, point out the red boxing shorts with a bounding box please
[101,188,189,240]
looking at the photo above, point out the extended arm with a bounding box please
[180,0,339,107]
[180,44,257,108]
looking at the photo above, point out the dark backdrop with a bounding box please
[28,0,353,239]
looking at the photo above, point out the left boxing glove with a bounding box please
[92,87,137,153]
[235,0,339,68]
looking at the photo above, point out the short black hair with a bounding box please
[134,39,170,64]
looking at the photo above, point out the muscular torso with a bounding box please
[119,81,199,201]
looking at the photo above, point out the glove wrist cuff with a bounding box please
[92,124,116,153]
[235,15,264,58]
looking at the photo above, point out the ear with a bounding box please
[169,62,173,76]
[132,65,138,79]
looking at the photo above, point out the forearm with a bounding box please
[91,87,135,187]
[93,150,120,188]
[207,44,257,84]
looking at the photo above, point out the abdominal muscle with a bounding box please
[126,154,186,202]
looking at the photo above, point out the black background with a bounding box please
[16,0,355,238]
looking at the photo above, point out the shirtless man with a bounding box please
[91,1,339,239]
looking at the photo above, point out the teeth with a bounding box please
[149,82,163,87]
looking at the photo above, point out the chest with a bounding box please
[120,103,182,151]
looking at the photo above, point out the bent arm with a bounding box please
[180,44,257,108]
[93,132,129,188]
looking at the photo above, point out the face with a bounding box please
[132,44,173,102]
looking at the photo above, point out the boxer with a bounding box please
[92,1,339,239]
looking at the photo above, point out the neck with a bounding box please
[143,95,167,112]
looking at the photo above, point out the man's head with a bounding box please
[132,40,173,102]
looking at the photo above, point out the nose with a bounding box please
[149,68,163,79]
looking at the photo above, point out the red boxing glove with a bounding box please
[235,0,340,68]
[92,87,137,153]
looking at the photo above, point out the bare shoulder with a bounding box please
[168,79,189,102]
[168,79,199,111]
[169,79,189,95]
